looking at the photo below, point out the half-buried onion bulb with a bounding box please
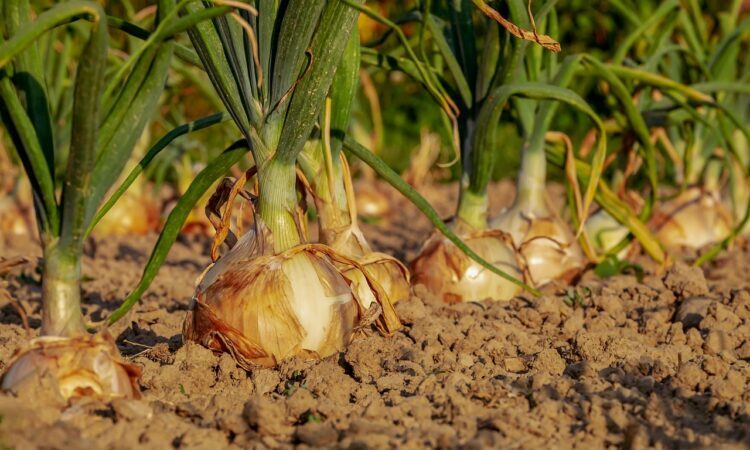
[651,187,732,250]
[1,332,140,400]
[183,225,400,370]
[491,203,585,287]
[411,220,522,304]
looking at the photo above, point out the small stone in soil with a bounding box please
[504,357,526,373]
[674,296,714,328]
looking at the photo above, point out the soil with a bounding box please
[2,180,750,449]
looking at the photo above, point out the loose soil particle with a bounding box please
[2,181,750,449]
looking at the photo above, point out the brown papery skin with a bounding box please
[1,332,140,400]
[328,228,411,306]
[492,209,586,287]
[515,217,585,287]
[651,187,733,251]
[184,249,361,370]
[411,221,522,304]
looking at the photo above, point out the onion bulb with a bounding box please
[584,209,631,258]
[0,197,34,237]
[354,180,392,219]
[411,220,522,303]
[95,127,161,236]
[651,187,732,250]
[316,156,410,305]
[95,189,160,236]
[184,226,400,370]
[0,178,35,238]
[491,204,585,287]
[324,220,410,306]
[1,332,140,400]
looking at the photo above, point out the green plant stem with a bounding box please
[105,16,201,67]
[515,134,548,213]
[58,6,108,255]
[685,132,706,185]
[457,116,490,229]
[544,142,666,263]
[298,142,351,243]
[456,188,488,230]
[258,160,302,252]
[704,159,722,192]
[513,56,583,216]
[41,243,85,336]
[86,112,229,237]
[108,141,249,325]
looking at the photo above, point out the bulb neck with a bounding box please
[41,242,85,337]
[457,185,488,230]
[515,140,548,214]
[257,160,303,253]
[703,159,722,193]
[315,159,354,243]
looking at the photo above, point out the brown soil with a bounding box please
[2,181,750,449]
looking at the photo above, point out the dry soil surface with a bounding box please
[2,181,750,449]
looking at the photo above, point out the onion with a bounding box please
[0,197,33,237]
[1,332,140,400]
[94,190,160,236]
[584,209,631,258]
[0,178,35,238]
[184,226,400,370]
[491,204,585,286]
[325,222,410,305]
[354,180,391,219]
[411,220,522,303]
[651,187,732,250]
[312,155,410,305]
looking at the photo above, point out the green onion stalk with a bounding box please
[0,0,183,399]
[180,0,402,370]
[297,28,410,306]
[564,0,717,260]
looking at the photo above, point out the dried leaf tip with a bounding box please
[472,0,561,53]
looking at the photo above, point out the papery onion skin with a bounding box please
[411,225,522,304]
[340,254,410,310]
[652,188,732,250]
[492,208,585,287]
[184,245,362,370]
[1,332,140,400]
[328,228,411,305]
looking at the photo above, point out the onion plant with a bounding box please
[652,0,750,254]
[0,0,226,400]
[165,0,412,370]
[100,0,541,368]
[579,0,750,264]
[355,0,612,301]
